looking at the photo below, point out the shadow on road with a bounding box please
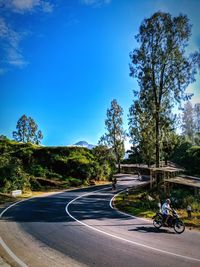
[0,187,133,223]
[129,226,175,234]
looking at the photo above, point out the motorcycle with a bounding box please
[152,209,185,234]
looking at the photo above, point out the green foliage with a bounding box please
[170,188,200,210]
[92,145,116,179]
[13,114,43,145]
[29,177,42,190]
[0,155,30,193]
[181,101,195,143]
[186,146,200,175]
[46,172,63,179]
[128,100,156,166]
[67,177,82,187]
[171,141,200,175]
[99,99,125,172]
[129,11,199,167]
[30,165,47,177]
[0,139,113,192]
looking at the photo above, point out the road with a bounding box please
[0,175,200,267]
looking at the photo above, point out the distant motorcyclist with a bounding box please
[112,177,117,190]
[161,198,172,226]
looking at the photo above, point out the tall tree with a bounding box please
[129,12,199,167]
[100,99,125,173]
[194,103,200,133]
[13,114,28,143]
[181,101,195,143]
[128,100,155,166]
[13,115,43,144]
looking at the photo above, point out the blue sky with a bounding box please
[0,0,200,147]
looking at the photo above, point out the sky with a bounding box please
[0,0,200,148]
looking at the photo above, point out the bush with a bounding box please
[186,146,200,175]
[30,165,47,177]
[67,177,82,187]
[0,157,30,193]
[46,172,63,179]
[29,177,42,190]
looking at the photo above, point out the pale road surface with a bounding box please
[0,175,200,267]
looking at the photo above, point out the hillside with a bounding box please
[0,139,115,193]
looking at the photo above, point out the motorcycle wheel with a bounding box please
[174,220,185,234]
[153,214,163,229]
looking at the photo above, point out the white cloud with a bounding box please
[6,47,28,67]
[0,17,27,69]
[80,0,111,7]
[0,0,54,73]
[0,0,54,13]
[11,0,40,11]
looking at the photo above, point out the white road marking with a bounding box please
[65,188,200,263]
[0,199,29,267]
[0,188,108,267]
[1,186,200,266]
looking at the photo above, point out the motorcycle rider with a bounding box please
[161,198,172,226]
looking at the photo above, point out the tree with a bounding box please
[128,100,155,166]
[129,12,199,167]
[0,135,9,141]
[13,114,28,143]
[99,99,125,173]
[162,131,180,166]
[181,101,195,143]
[194,103,200,133]
[92,145,116,180]
[13,115,43,144]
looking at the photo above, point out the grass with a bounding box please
[114,191,200,231]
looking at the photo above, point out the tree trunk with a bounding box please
[155,110,160,168]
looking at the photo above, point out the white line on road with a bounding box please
[65,188,200,263]
[0,188,105,267]
[0,199,29,267]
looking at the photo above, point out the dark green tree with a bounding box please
[13,115,43,144]
[13,114,28,143]
[129,12,199,167]
[92,145,115,179]
[100,99,125,173]
[128,100,155,166]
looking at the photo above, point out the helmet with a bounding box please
[166,198,171,204]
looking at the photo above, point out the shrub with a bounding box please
[30,165,47,177]
[29,177,42,190]
[186,146,200,175]
[0,157,30,193]
[67,177,82,187]
[46,172,63,179]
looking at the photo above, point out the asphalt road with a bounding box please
[0,175,200,267]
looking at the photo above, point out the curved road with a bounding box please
[0,175,200,267]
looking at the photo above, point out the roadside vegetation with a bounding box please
[114,187,200,231]
[0,138,115,196]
